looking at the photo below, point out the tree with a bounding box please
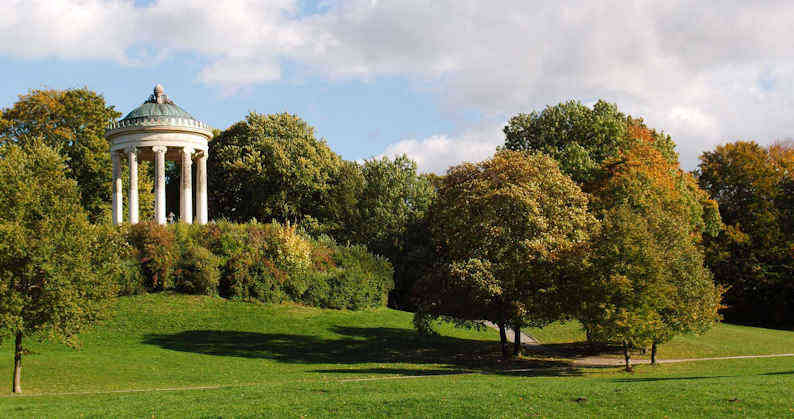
[581,141,722,371]
[697,141,794,325]
[503,100,630,184]
[333,155,436,308]
[414,150,598,357]
[208,112,343,223]
[504,102,722,369]
[0,141,116,393]
[0,88,154,222]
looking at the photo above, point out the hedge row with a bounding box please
[107,221,393,310]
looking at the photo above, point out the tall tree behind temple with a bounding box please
[0,89,118,221]
[0,88,155,223]
[697,141,794,325]
[208,112,343,224]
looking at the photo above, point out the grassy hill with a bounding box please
[526,320,794,359]
[1,293,793,417]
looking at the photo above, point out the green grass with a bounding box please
[526,320,794,359]
[1,293,793,417]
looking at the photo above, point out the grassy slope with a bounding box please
[0,293,506,395]
[526,320,794,359]
[1,294,793,417]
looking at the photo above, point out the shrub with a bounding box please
[302,242,393,309]
[118,221,393,310]
[127,223,177,291]
[174,245,220,295]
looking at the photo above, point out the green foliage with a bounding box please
[697,141,794,325]
[329,155,436,308]
[208,112,343,223]
[415,150,598,333]
[120,221,392,309]
[0,141,116,391]
[581,141,722,357]
[503,100,629,184]
[503,101,721,366]
[0,88,155,223]
[127,223,178,291]
[174,245,220,296]
[303,241,393,310]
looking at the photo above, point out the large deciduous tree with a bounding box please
[208,112,343,223]
[504,102,721,368]
[333,156,436,308]
[0,141,116,393]
[0,88,155,222]
[697,141,794,325]
[414,150,598,357]
[582,141,722,370]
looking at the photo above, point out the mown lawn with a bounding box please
[526,320,794,359]
[0,293,793,417]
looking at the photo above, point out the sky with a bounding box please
[1,0,793,173]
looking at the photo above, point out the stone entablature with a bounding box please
[106,117,212,132]
[106,85,212,226]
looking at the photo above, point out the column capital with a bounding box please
[195,149,208,159]
[125,145,138,154]
[151,145,168,153]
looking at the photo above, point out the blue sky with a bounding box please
[2,1,793,172]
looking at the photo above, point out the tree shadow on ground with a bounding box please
[523,341,627,359]
[611,375,734,383]
[143,326,578,376]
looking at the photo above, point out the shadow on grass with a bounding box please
[523,341,627,359]
[143,326,578,376]
[612,375,734,383]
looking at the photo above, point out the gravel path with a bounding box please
[482,321,541,345]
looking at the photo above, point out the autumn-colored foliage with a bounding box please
[414,150,598,356]
[697,140,794,325]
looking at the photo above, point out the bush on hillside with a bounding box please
[127,223,177,291]
[174,245,220,295]
[116,221,393,310]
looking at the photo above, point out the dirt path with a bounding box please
[482,321,541,345]
[573,352,794,367]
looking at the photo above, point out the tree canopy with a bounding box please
[414,150,598,356]
[503,102,721,368]
[208,112,343,223]
[0,88,122,221]
[332,155,436,308]
[582,140,722,370]
[697,140,794,325]
[0,141,117,392]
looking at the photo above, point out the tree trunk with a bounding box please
[498,321,509,358]
[513,324,521,356]
[651,342,657,365]
[623,341,633,372]
[13,332,22,393]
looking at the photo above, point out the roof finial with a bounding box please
[146,84,173,105]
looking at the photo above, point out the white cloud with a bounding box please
[3,1,794,169]
[379,123,504,174]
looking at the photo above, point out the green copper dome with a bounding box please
[121,102,195,120]
[107,85,212,133]
[120,84,196,121]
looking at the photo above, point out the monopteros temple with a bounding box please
[105,85,212,225]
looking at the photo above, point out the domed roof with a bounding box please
[120,84,196,121]
[107,84,212,133]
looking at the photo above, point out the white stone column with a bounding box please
[152,146,167,225]
[196,150,208,225]
[180,147,193,224]
[127,146,139,225]
[111,151,123,225]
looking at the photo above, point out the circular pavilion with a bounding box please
[106,85,212,225]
